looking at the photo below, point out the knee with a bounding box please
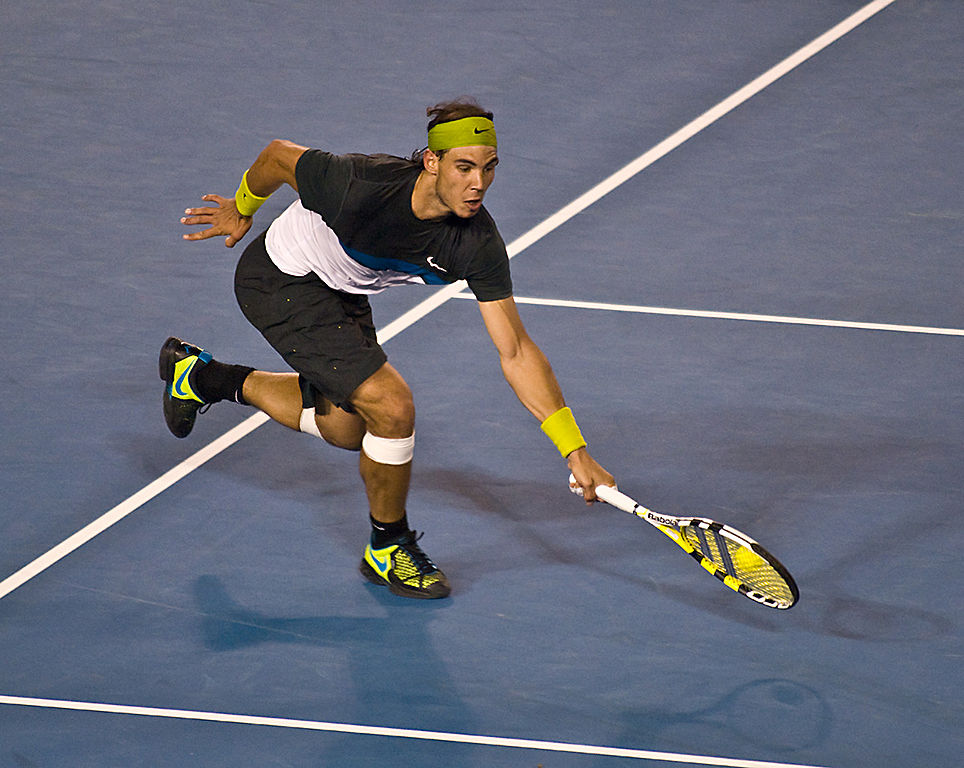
[366,390,415,438]
[350,364,416,438]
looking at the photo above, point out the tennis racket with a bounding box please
[569,475,799,609]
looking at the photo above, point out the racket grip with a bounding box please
[594,484,639,514]
[568,474,638,514]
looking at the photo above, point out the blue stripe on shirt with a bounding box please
[342,244,448,285]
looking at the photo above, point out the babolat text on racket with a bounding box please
[569,476,798,609]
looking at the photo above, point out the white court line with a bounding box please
[0,695,833,768]
[0,0,897,604]
[0,413,269,601]
[456,294,964,337]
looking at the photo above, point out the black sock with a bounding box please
[195,361,255,405]
[370,513,410,547]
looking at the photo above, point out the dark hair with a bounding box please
[410,97,494,162]
[425,97,493,130]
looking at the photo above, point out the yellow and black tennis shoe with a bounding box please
[360,531,451,599]
[159,336,212,438]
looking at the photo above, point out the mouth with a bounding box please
[464,199,482,214]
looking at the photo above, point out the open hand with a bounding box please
[181,194,252,248]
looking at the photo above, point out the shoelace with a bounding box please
[396,531,439,574]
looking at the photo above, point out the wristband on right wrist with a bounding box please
[540,406,587,458]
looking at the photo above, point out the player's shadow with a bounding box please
[192,574,450,652]
[190,574,470,735]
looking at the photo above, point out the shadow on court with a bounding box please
[619,678,833,755]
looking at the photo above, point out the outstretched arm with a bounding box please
[477,296,615,502]
[180,139,308,247]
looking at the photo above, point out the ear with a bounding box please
[423,149,440,175]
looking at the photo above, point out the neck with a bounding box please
[411,171,450,221]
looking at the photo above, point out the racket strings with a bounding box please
[681,525,795,603]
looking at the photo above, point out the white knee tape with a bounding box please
[362,432,415,465]
[299,408,323,439]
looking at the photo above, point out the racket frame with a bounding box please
[583,482,799,610]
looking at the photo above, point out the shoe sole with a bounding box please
[359,559,451,599]
[159,336,180,381]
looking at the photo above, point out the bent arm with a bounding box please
[244,139,307,197]
[181,139,308,247]
[478,297,615,500]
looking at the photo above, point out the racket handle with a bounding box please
[594,484,640,514]
[568,474,640,514]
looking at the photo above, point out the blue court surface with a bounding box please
[1,1,962,766]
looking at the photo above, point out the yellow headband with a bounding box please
[427,116,497,152]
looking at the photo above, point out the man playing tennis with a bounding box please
[167,98,614,599]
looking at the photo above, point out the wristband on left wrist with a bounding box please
[235,170,270,217]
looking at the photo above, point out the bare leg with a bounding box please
[358,455,411,525]
[241,371,366,450]
[240,364,414,525]
[241,371,302,429]
[348,363,416,525]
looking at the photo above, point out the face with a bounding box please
[428,145,499,218]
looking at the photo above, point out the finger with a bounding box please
[570,476,598,504]
[225,220,252,248]
[181,204,223,219]
[228,219,253,247]
[180,215,217,227]
[182,227,219,241]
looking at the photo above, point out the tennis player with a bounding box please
[166,98,614,599]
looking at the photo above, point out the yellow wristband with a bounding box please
[235,170,270,217]
[540,406,587,458]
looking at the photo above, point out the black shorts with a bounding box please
[234,231,388,411]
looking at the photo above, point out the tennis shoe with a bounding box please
[360,530,451,599]
[159,336,212,438]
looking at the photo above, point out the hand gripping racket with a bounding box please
[569,476,799,609]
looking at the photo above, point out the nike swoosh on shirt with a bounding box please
[426,256,448,273]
